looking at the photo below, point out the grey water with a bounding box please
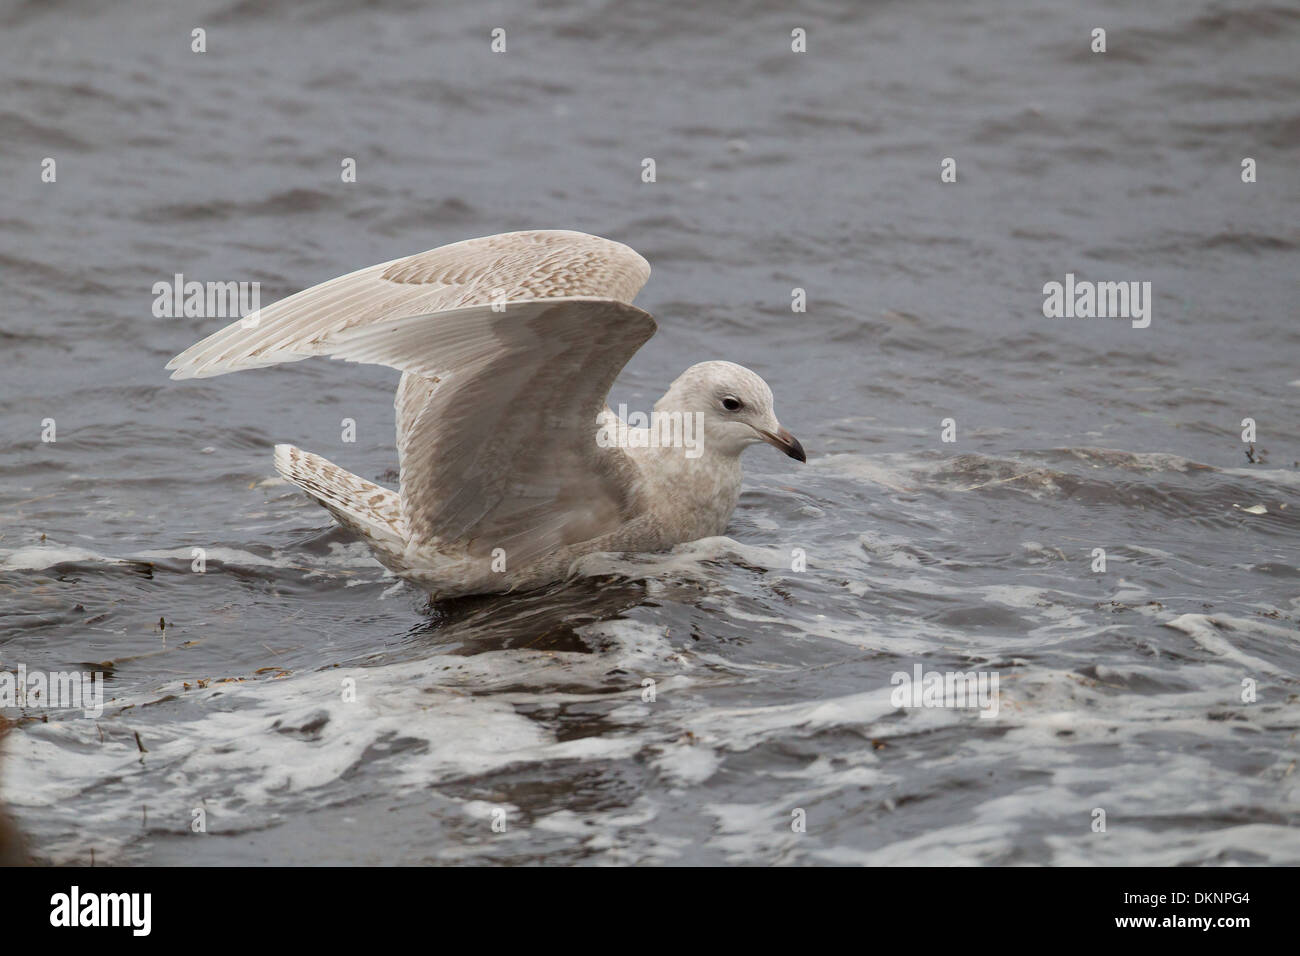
[1,0,1298,865]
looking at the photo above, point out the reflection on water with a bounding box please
[411,576,655,656]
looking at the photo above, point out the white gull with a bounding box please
[166,230,805,598]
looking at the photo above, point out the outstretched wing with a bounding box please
[167,231,656,567]
[166,229,650,378]
[329,298,656,564]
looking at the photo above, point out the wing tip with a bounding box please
[166,360,199,380]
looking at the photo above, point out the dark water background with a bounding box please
[1,0,1298,864]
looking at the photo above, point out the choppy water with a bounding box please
[1,0,1298,865]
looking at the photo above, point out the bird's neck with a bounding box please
[631,438,744,541]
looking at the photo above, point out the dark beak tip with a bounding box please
[770,428,806,463]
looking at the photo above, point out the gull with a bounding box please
[167,230,805,598]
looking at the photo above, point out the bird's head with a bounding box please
[656,360,805,462]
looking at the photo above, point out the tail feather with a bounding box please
[273,444,407,555]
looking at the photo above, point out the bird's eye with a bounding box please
[722,396,743,412]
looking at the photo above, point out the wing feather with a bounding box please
[320,298,656,564]
[166,230,648,380]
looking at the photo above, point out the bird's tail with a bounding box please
[273,444,407,559]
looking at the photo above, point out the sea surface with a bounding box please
[1,0,1298,865]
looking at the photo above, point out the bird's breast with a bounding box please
[635,447,743,544]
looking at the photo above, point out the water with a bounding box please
[1,0,1298,865]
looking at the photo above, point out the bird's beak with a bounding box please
[758,426,806,463]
